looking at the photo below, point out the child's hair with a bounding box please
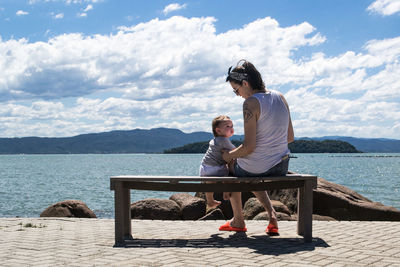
[212,115,231,137]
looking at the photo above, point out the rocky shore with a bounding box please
[41,177,400,221]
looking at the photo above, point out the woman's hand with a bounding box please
[222,149,232,163]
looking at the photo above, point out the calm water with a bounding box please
[0,153,399,218]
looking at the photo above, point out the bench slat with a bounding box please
[113,180,306,192]
[110,174,317,182]
[110,174,318,191]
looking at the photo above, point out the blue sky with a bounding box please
[1,0,400,139]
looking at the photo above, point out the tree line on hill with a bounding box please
[164,139,361,153]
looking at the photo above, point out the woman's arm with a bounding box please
[287,114,294,143]
[279,93,294,143]
[222,97,259,162]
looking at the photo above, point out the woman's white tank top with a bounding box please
[237,90,290,174]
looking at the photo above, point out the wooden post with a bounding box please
[114,181,132,247]
[297,180,314,242]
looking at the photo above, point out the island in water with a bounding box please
[164,139,361,153]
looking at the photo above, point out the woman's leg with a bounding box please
[226,162,246,228]
[229,191,246,228]
[252,191,278,227]
[252,156,289,227]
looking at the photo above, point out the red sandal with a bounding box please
[266,223,279,236]
[219,221,247,232]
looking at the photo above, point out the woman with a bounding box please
[221,60,294,235]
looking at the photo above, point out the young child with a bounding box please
[199,115,236,209]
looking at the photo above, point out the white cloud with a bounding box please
[52,12,64,19]
[367,0,400,16]
[16,10,29,16]
[77,12,87,17]
[83,4,93,12]
[163,3,187,15]
[0,16,399,138]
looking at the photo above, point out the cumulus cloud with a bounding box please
[0,16,399,138]
[367,0,400,16]
[16,10,29,16]
[0,16,325,101]
[163,3,187,15]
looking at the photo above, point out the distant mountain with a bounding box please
[0,128,398,154]
[299,136,400,153]
[0,128,241,154]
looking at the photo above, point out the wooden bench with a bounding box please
[110,174,317,246]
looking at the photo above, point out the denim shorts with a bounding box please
[234,155,289,177]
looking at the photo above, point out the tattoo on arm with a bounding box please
[243,103,253,122]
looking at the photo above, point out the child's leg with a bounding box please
[205,181,221,209]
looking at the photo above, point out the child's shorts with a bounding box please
[199,164,229,177]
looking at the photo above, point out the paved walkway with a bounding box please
[1,218,400,266]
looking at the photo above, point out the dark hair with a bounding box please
[212,115,231,137]
[226,60,265,91]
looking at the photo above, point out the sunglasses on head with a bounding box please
[226,66,248,82]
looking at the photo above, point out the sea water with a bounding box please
[0,153,399,218]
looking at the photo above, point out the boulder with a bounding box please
[195,191,254,219]
[266,177,400,221]
[243,197,265,220]
[169,193,206,220]
[313,177,400,221]
[131,198,181,220]
[198,208,225,220]
[243,197,291,220]
[268,188,298,213]
[40,200,96,218]
[271,200,292,215]
[253,211,295,221]
[196,176,400,221]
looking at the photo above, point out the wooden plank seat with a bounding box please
[110,174,317,247]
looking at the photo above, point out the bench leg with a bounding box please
[297,180,314,243]
[114,182,132,247]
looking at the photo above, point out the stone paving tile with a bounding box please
[1,219,400,266]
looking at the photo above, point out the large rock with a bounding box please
[314,177,400,221]
[169,193,206,220]
[131,198,181,220]
[196,176,400,221]
[195,191,254,219]
[243,197,291,220]
[40,200,96,218]
[267,177,400,221]
[243,197,265,220]
[268,188,298,213]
